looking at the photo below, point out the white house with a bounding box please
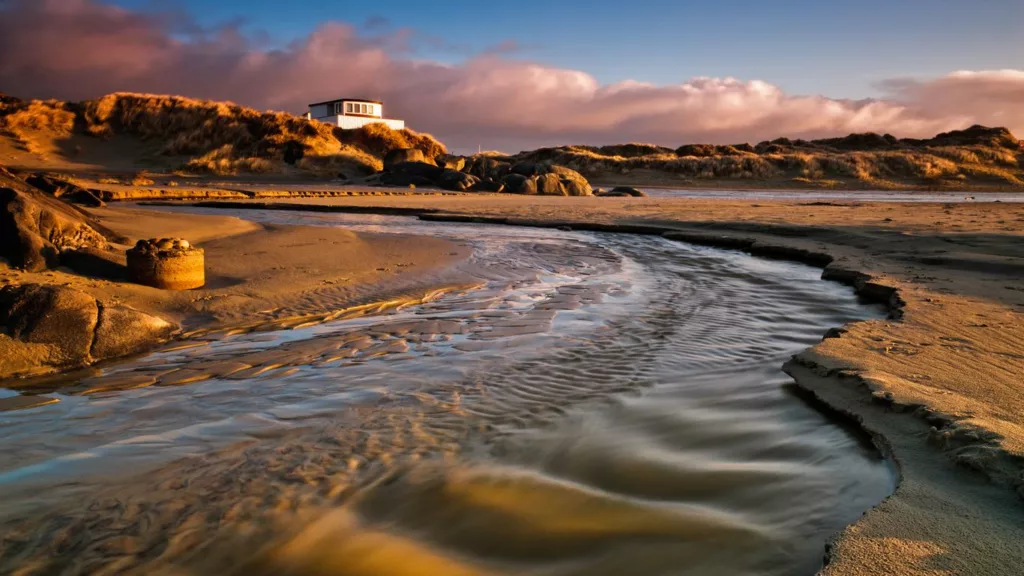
[305,98,405,130]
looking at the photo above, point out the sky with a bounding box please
[1,0,1023,152]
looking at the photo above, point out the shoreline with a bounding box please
[139,196,1023,576]
[0,205,475,383]
[1,195,1021,574]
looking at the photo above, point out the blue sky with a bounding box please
[111,0,1022,98]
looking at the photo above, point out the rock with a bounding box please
[92,303,176,359]
[465,157,511,181]
[437,169,479,192]
[436,155,466,171]
[0,284,177,378]
[0,284,98,364]
[24,174,105,206]
[561,178,592,196]
[1,169,117,271]
[469,179,505,193]
[549,165,593,196]
[502,173,538,195]
[384,148,431,168]
[386,161,445,181]
[510,162,552,177]
[597,186,647,197]
[536,173,566,196]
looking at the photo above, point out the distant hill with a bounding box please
[0,92,445,178]
[499,125,1024,190]
[2,91,1022,190]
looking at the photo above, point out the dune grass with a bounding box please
[500,127,1023,189]
[1,92,446,178]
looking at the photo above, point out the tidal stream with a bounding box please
[0,210,895,575]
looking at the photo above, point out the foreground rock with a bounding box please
[0,284,177,379]
[0,167,121,271]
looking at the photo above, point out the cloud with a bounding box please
[1,0,1022,153]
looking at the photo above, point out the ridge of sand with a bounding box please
[174,194,1024,576]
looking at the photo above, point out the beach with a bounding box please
[148,194,1024,575]
[0,193,1021,575]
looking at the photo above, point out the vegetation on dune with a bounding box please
[497,126,1024,189]
[2,91,1022,189]
[0,92,446,177]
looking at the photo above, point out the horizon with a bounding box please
[1,0,1022,154]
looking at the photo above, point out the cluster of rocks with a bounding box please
[0,284,177,379]
[371,148,595,196]
[127,238,205,290]
[131,237,194,253]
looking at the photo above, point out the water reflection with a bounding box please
[0,211,895,575]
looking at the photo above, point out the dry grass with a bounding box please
[2,92,446,177]
[502,126,1024,189]
[0,97,75,155]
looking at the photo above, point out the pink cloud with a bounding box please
[1,0,1022,154]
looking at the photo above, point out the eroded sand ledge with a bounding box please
[171,195,1024,576]
[0,205,475,385]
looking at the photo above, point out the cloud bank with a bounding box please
[2,0,1022,153]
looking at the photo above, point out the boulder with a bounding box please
[598,186,647,197]
[0,284,98,364]
[469,179,505,193]
[0,284,176,378]
[465,157,512,181]
[436,155,466,171]
[549,166,593,196]
[437,169,479,192]
[384,148,431,168]
[91,303,176,359]
[536,173,567,196]
[510,162,552,177]
[1,170,116,271]
[502,173,538,195]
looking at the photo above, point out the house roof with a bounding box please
[308,97,383,107]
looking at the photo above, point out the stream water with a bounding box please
[0,210,895,575]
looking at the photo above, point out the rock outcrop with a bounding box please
[0,284,177,378]
[24,174,106,207]
[0,167,119,272]
[373,157,594,196]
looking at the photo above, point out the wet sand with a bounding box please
[160,195,1024,576]
[0,213,895,575]
[0,195,1020,575]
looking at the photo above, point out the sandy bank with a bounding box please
[0,205,472,380]
[174,195,1024,576]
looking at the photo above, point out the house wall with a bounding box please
[309,103,332,118]
[333,116,405,130]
